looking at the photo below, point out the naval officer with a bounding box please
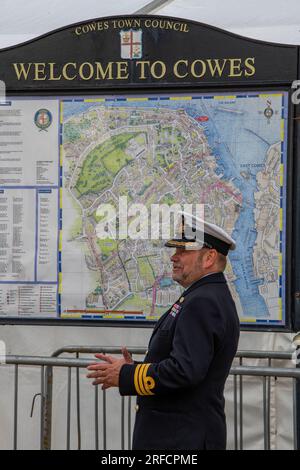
[87,213,240,450]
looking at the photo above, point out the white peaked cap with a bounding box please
[165,211,236,254]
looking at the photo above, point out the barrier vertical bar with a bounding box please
[128,397,132,450]
[40,366,45,450]
[263,376,269,450]
[13,364,18,450]
[296,346,300,450]
[76,352,81,450]
[66,367,71,450]
[267,358,271,449]
[103,389,107,450]
[95,386,99,450]
[121,396,125,450]
[293,377,298,450]
[42,365,53,450]
[233,374,238,450]
[239,357,243,450]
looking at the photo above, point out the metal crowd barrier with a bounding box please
[1,348,299,450]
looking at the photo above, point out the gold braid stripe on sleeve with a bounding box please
[134,363,155,395]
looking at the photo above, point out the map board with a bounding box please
[0,14,299,329]
[0,91,288,327]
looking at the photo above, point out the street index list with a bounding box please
[0,98,59,317]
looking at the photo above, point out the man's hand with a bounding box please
[86,347,133,390]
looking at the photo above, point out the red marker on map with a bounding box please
[196,116,209,122]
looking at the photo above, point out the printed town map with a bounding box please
[60,92,288,325]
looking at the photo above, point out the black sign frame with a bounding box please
[0,15,299,331]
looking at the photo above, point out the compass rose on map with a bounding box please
[259,100,278,124]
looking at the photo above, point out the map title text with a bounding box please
[12,58,256,82]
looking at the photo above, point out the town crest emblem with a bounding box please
[34,109,52,131]
[120,29,142,59]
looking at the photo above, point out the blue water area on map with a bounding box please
[191,96,283,318]
[140,94,285,317]
[64,93,287,318]
[63,101,97,120]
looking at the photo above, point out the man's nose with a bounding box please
[170,251,178,262]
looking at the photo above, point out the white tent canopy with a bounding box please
[0,0,300,48]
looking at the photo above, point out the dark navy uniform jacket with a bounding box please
[119,272,240,450]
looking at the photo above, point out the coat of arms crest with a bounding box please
[120,29,142,59]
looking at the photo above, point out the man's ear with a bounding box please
[203,249,218,268]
